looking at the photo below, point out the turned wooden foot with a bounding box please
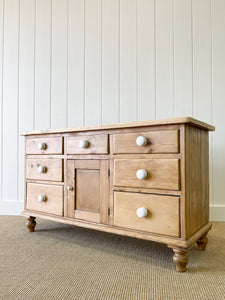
[26,217,36,232]
[196,233,208,250]
[172,248,188,272]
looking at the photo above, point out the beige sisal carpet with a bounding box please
[0,216,224,300]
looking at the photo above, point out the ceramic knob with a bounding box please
[38,142,46,150]
[38,194,46,202]
[67,185,73,191]
[136,136,147,146]
[38,165,46,173]
[79,140,89,148]
[136,169,148,180]
[136,207,148,218]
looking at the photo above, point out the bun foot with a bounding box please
[26,217,36,232]
[172,248,188,272]
[196,233,208,250]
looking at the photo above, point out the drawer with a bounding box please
[66,134,108,154]
[113,130,179,154]
[26,183,63,216]
[114,192,180,237]
[114,159,180,190]
[26,137,63,154]
[26,159,63,181]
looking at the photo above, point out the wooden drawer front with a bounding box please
[26,137,63,154]
[26,183,63,216]
[114,159,180,190]
[113,130,179,154]
[66,134,108,154]
[114,192,180,237]
[26,159,63,181]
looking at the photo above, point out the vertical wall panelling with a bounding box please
[18,0,35,202]
[155,0,174,119]
[67,0,84,127]
[0,0,224,219]
[211,0,225,208]
[0,0,3,202]
[51,0,67,128]
[35,0,51,130]
[192,0,212,123]
[137,0,155,121]
[192,0,213,207]
[174,0,192,117]
[120,0,137,122]
[85,0,102,126]
[2,0,19,201]
[102,0,119,124]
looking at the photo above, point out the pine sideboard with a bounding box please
[21,117,215,272]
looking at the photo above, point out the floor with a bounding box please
[0,216,224,300]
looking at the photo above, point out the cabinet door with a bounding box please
[66,160,109,224]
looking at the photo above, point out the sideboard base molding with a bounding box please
[21,210,212,250]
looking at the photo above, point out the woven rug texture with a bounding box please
[0,216,224,300]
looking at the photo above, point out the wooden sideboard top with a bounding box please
[21,116,215,136]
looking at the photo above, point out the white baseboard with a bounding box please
[0,201,24,215]
[209,205,225,221]
[0,201,224,221]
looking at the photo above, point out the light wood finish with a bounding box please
[26,179,64,186]
[181,222,212,249]
[100,160,110,224]
[196,233,208,250]
[25,154,65,159]
[26,159,63,182]
[22,124,179,138]
[26,216,36,232]
[114,192,180,237]
[109,140,114,225]
[20,117,215,135]
[21,118,214,272]
[65,134,108,154]
[75,210,100,224]
[67,160,109,224]
[172,248,189,272]
[67,154,110,160]
[22,210,212,250]
[114,159,180,190]
[179,124,186,239]
[113,153,182,159]
[113,130,179,154]
[113,186,181,196]
[65,160,75,218]
[76,169,100,212]
[26,137,63,154]
[66,153,182,161]
[74,159,100,169]
[26,183,63,216]
[185,126,209,238]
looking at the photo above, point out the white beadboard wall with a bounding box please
[0,0,224,220]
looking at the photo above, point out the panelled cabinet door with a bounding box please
[66,160,109,224]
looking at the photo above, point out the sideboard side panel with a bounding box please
[185,125,209,238]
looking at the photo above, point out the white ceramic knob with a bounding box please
[136,207,148,218]
[67,185,73,191]
[79,140,89,148]
[136,169,148,180]
[38,194,46,202]
[38,142,46,150]
[38,165,46,173]
[136,136,147,146]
